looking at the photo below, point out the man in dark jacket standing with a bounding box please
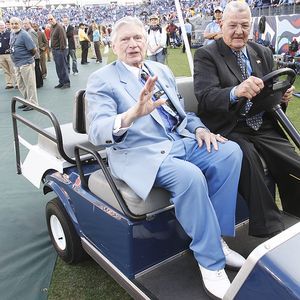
[62,16,78,76]
[48,14,70,89]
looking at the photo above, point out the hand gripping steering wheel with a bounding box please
[247,68,296,116]
[246,67,299,148]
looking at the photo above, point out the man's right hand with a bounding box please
[121,75,166,128]
[234,76,264,100]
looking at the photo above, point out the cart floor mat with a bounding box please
[136,213,299,300]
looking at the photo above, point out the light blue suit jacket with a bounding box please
[86,60,205,200]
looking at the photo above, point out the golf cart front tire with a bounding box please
[46,198,85,264]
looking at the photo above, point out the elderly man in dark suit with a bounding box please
[194,1,300,238]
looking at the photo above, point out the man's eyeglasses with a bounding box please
[48,18,53,21]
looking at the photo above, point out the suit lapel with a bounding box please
[218,39,265,81]
[246,45,264,78]
[144,61,187,124]
[116,61,142,102]
[116,61,164,127]
[218,39,244,83]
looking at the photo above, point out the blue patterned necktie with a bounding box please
[233,50,263,131]
[140,69,180,129]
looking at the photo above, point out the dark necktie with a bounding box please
[234,50,263,131]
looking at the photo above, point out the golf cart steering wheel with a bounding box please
[247,68,296,116]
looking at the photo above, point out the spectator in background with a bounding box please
[289,37,299,57]
[62,16,79,75]
[166,20,178,48]
[23,18,43,88]
[78,22,91,65]
[92,23,102,63]
[147,14,167,64]
[10,17,38,111]
[5,20,11,33]
[0,20,16,89]
[203,6,223,46]
[44,24,51,62]
[182,18,192,53]
[48,14,70,89]
[87,20,97,59]
[32,22,48,79]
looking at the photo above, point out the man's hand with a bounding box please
[281,85,295,104]
[195,128,228,152]
[121,75,166,127]
[235,76,264,99]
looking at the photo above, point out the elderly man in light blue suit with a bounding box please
[86,16,245,300]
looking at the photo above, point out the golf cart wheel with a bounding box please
[46,198,85,264]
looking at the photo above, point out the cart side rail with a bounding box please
[11,96,76,176]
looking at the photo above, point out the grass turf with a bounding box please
[48,46,300,300]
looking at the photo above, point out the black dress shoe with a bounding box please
[60,84,70,89]
[54,84,64,88]
[18,104,27,109]
[23,106,34,111]
[5,86,14,89]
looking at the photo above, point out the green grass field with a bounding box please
[48,47,300,300]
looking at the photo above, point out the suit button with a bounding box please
[106,140,112,144]
[165,85,169,88]
[161,150,165,154]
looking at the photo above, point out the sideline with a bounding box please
[0,56,107,300]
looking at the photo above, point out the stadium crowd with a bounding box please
[1,0,201,28]
[0,0,299,96]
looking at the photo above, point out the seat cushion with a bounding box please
[176,76,198,113]
[88,169,171,215]
[38,123,103,160]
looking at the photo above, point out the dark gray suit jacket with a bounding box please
[193,39,282,136]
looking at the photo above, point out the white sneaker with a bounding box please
[199,265,230,299]
[221,238,246,270]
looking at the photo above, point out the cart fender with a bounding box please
[21,145,70,188]
[225,222,300,299]
[43,180,81,234]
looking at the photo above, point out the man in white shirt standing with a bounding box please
[203,6,223,46]
[146,14,167,64]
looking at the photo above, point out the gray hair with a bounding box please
[222,1,251,20]
[111,16,147,44]
[10,17,22,24]
[0,20,5,26]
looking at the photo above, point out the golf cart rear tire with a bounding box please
[46,198,85,264]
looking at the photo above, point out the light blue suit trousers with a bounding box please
[154,138,242,270]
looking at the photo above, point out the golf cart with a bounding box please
[11,68,300,299]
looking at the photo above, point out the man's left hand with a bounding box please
[195,128,228,152]
[281,85,295,104]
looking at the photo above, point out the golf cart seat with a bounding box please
[84,77,197,215]
[74,78,200,217]
[36,90,104,162]
[81,77,197,215]
[73,89,174,217]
